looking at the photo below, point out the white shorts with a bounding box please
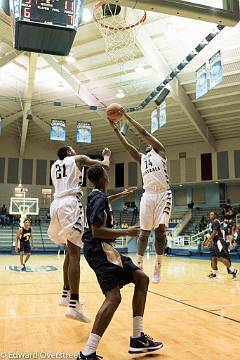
[140,189,172,231]
[48,195,84,248]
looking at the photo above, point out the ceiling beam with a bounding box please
[42,54,103,107]
[2,111,23,129]
[19,53,38,158]
[134,27,216,150]
[0,51,21,68]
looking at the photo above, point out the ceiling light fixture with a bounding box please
[65,55,76,64]
[116,89,125,99]
[82,8,92,22]
[135,64,145,74]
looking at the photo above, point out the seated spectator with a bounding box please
[199,216,207,232]
[1,204,7,215]
[231,222,238,237]
[187,200,194,209]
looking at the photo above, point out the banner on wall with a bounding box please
[196,63,208,99]
[151,108,158,134]
[50,120,66,141]
[159,101,167,128]
[209,50,223,89]
[76,122,91,144]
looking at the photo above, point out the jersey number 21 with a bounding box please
[56,164,67,179]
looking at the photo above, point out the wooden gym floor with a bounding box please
[0,254,239,360]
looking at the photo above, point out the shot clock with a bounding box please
[10,0,83,55]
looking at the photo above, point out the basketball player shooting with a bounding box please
[109,106,172,283]
[48,146,111,322]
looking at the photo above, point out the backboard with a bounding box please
[9,197,39,215]
[110,0,239,26]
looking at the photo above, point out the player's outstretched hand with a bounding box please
[102,148,111,157]
[123,187,137,196]
[127,226,140,237]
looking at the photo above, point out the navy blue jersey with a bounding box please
[211,219,222,242]
[20,227,32,242]
[83,190,113,244]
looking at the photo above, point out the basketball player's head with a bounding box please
[23,218,31,229]
[87,165,109,190]
[145,144,152,153]
[57,146,76,160]
[209,211,218,221]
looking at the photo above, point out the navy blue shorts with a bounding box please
[20,241,31,254]
[210,239,230,260]
[83,242,139,294]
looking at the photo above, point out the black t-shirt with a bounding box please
[211,219,222,242]
[83,190,113,244]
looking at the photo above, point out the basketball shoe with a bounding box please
[151,265,160,283]
[232,269,239,280]
[128,333,163,354]
[208,272,217,278]
[65,300,91,323]
[77,352,103,360]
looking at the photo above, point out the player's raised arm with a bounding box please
[122,109,166,157]
[108,187,137,203]
[75,148,111,170]
[109,120,141,163]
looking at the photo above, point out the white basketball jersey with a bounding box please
[51,156,83,199]
[141,148,170,192]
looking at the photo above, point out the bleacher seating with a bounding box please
[181,207,220,235]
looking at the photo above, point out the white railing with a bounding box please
[172,226,211,248]
[114,236,128,248]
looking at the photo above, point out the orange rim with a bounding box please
[93,1,147,31]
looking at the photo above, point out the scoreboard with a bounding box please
[10,0,83,55]
[20,0,76,28]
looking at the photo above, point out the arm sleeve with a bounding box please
[89,196,107,226]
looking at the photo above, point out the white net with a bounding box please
[94,3,146,65]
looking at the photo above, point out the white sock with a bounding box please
[82,333,101,356]
[133,316,143,338]
[211,269,217,274]
[154,255,163,268]
[136,254,144,269]
[228,266,235,273]
[62,289,70,298]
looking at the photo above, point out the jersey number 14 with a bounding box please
[56,164,67,179]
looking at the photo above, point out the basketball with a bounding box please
[106,103,123,122]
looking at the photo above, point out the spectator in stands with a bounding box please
[0,204,8,226]
[187,200,194,209]
[1,204,7,215]
[231,222,238,237]
[232,229,240,254]
[132,204,139,225]
[199,216,207,232]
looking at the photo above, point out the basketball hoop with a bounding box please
[93,2,147,65]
